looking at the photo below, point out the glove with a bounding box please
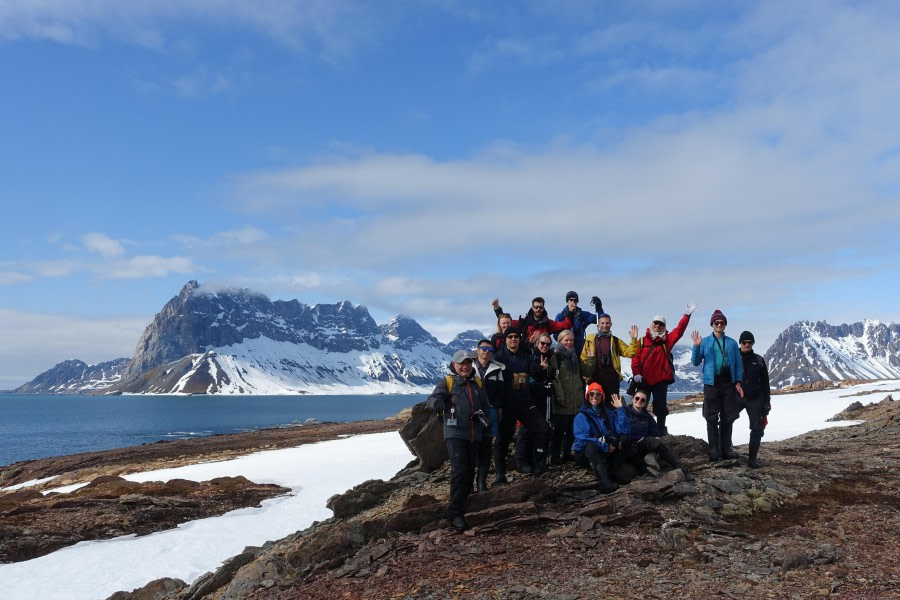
[685,300,697,316]
[590,296,603,311]
[431,399,445,413]
[633,375,643,384]
[762,416,768,429]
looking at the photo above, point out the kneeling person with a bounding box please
[623,390,688,478]
[427,350,491,532]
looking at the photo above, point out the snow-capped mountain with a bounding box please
[14,358,130,394]
[764,319,900,387]
[104,281,460,395]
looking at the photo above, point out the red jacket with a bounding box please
[631,313,690,386]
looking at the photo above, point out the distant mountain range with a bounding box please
[12,281,900,394]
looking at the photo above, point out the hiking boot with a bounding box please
[450,516,468,532]
[748,457,761,469]
[598,481,620,494]
[517,464,534,475]
[658,425,669,437]
[494,473,508,485]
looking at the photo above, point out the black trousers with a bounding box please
[495,402,550,472]
[648,381,670,420]
[727,394,766,435]
[446,437,478,518]
[702,379,739,425]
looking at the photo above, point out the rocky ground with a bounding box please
[5,387,899,600]
[102,385,900,600]
[0,417,404,563]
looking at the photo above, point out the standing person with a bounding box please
[490,313,514,351]
[554,291,597,354]
[426,350,491,532]
[631,301,698,435]
[582,312,640,399]
[691,310,744,462]
[572,383,628,494]
[549,330,586,464]
[737,331,771,468]
[472,339,505,489]
[491,297,571,347]
[492,330,552,481]
[515,333,556,474]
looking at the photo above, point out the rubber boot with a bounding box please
[533,446,548,477]
[748,430,762,469]
[592,461,620,494]
[657,414,668,437]
[515,426,533,474]
[720,421,739,460]
[493,446,508,485]
[476,456,490,491]
[706,422,721,462]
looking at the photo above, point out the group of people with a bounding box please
[426,292,771,532]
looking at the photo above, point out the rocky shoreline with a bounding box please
[4,390,899,599]
[0,416,405,565]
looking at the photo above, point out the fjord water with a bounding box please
[0,394,423,467]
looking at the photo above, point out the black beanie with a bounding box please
[739,331,755,344]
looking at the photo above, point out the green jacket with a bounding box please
[580,333,639,382]
[550,350,586,416]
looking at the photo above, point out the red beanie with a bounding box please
[585,382,605,399]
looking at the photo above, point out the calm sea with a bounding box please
[0,394,425,467]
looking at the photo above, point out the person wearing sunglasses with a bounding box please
[491,296,572,349]
[736,331,771,468]
[631,300,698,436]
[572,383,628,493]
[426,350,492,532]
[471,339,504,490]
[691,310,744,462]
[553,291,597,355]
[491,329,552,482]
[514,333,557,474]
[622,391,690,479]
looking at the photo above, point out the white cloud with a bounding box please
[82,232,125,258]
[97,255,194,280]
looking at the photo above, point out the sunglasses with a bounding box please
[741,341,753,345]
[633,397,648,403]
[506,334,520,339]
[588,391,603,398]
[537,341,551,347]
[713,321,726,326]
[532,305,545,310]
[478,345,494,352]
[653,321,665,326]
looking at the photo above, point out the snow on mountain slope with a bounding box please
[765,320,900,387]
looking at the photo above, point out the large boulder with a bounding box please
[398,402,447,471]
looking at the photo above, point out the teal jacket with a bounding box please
[691,334,743,385]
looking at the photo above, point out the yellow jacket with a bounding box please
[580,333,639,382]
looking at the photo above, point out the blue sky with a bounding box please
[2,1,899,389]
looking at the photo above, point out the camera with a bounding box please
[473,410,490,429]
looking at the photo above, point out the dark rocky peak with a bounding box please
[378,315,442,350]
[16,358,130,393]
[445,329,488,354]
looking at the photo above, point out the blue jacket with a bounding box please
[572,401,628,453]
[691,334,743,385]
[555,307,597,354]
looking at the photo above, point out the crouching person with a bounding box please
[427,350,491,532]
[623,390,690,479]
[572,383,627,494]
